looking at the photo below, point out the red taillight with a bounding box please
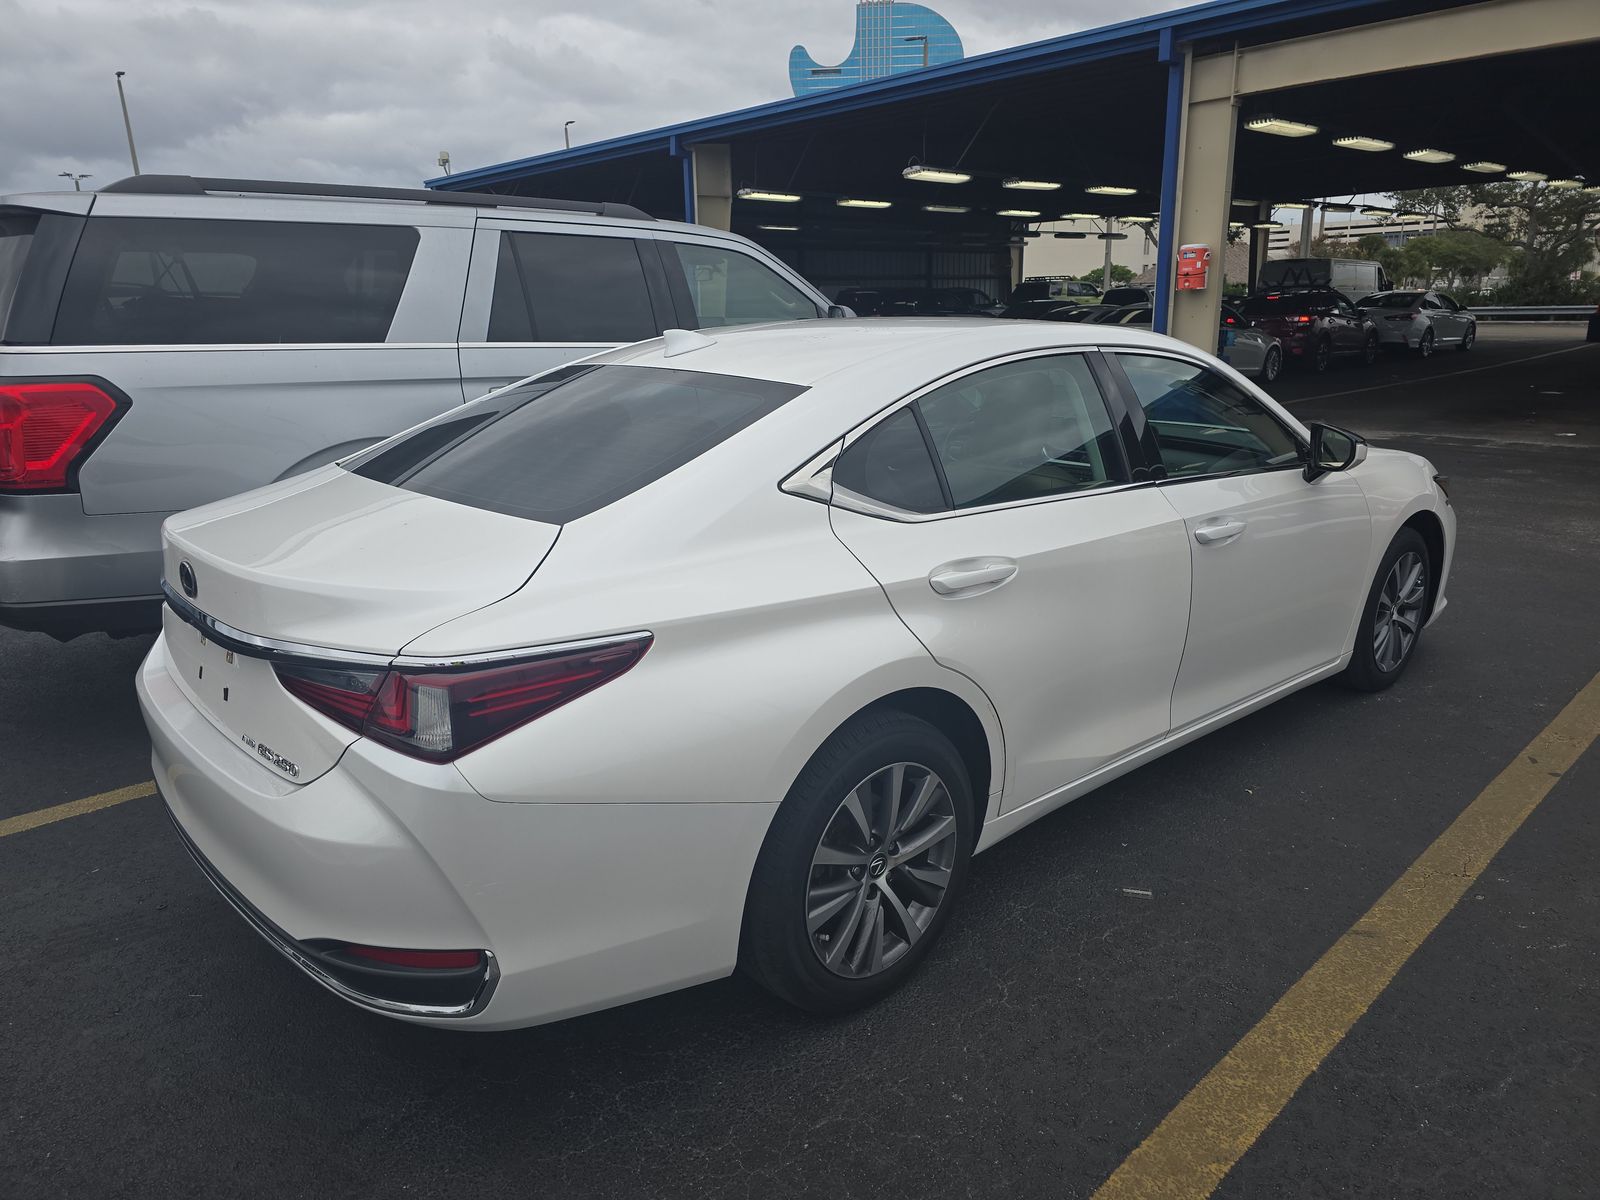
[273,635,652,762]
[0,381,124,491]
[340,944,484,970]
[1294,315,1313,325]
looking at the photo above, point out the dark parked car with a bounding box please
[998,299,1081,320]
[1239,289,1379,372]
[833,286,1000,317]
[1009,277,1100,303]
[1101,286,1154,307]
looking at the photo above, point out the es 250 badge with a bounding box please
[241,734,300,778]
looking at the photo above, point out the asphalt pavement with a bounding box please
[1,325,1596,1200]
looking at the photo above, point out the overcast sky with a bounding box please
[1,0,1192,196]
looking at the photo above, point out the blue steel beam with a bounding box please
[1153,26,1185,336]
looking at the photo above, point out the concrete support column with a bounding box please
[1167,86,1237,353]
[691,143,733,231]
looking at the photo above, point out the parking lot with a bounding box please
[2,324,1596,1199]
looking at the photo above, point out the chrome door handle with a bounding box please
[1194,518,1247,545]
[928,557,1018,596]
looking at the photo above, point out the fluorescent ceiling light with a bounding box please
[1122,215,1155,224]
[837,198,892,209]
[756,225,798,232]
[1506,170,1547,182]
[1002,178,1061,191]
[1231,198,1258,208]
[922,204,970,213]
[1320,202,1358,212]
[736,188,801,203]
[1053,232,1088,239]
[1245,116,1318,137]
[1058,212,1100,220]
[902,165,972,184]
[1228,222,1247,230]
[1396,211,1430,222]
[1097,232,1129,240]
[996,208,1042,218]
[1461,161,1505,174]
[1585,185,1600,195]
[1546,178,1583,190]
[1360,207,1393,218]
[1274,201,1312,210]
[1333,135,1395,152]
[1403,148,1455,164]
[1252,221,1285,229]
[1085,185,1138,196]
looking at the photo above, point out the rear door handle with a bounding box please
[928,557,1018,596]
[1194,518,1247,545]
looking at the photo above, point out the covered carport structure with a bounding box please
[429,0,1600,352]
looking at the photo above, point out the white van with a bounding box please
[1259,257,1390,298]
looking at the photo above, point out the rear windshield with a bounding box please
[52,217,418,345]
[347,364,805,524]
[1241,293,1336,315]
[1358,291,1422,308]
[0,212,39,336]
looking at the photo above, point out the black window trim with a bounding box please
[1097,345,1310,489]
[781,346,1145,523]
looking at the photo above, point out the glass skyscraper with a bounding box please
[789,1,963,96]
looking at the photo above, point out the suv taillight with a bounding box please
[0,381,125,491]
[274,636,652,762]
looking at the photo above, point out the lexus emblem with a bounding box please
[178,560,198,599]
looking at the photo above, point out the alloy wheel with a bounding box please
[1363,335,1379,365]
[1419,329,1434,358]
[1373,551,1428,673]
[1263,346,1282,383]
[807,762,958,979]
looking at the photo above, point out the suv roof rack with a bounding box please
[97,175,653,221]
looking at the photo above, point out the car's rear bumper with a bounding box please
[1372,323,1419,347]
[0,493,166,637]
[137,632,775,1030]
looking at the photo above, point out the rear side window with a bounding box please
[52,218,417,345]
[0,212,40,336]
[670,243,821,328]
[488,231,660,344]
[831,407,946,514]
[349,365,804,524]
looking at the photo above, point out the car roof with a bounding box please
[594,318,1189,386]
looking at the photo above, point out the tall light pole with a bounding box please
[58,171,92,191]
[114,71,141,175]
[563,120,575,150]
[902,34,929,68]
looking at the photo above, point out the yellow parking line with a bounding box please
[0,782,157,840]
[1094,668,1600,1200]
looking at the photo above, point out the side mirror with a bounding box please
[827,304,856,319]
[1304,422,1367,481]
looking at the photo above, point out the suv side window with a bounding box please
[52,218,418,345]
[1116,353,1301,478]
[489,231,660,344]
[916,354,1127,509]
[668,242,822,328]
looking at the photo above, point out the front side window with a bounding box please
[489,231,660,345]
[670,243,821,328]
[52,218,417,345]
[1116,353,1301,478]
[348,365,803,524]
[915,354,1126,509]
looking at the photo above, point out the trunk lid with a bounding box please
[160,466,559,783]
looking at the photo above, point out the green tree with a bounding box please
[1402,229,1507,290]
[1083,264,1135,286]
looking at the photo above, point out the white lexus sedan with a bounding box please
[137,320,1454,1030]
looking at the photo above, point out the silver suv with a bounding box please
[0,175,835,639]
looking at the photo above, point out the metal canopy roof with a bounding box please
[428,0,1595,252]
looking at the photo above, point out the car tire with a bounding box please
[740,711,974,1015]
[1417,328,1435,358]
[1261,344,1283,383]
[1362,333,1379,366]
[1338,527,1432,693]
[1311,337,1334,373]
[1457,324,1476,352]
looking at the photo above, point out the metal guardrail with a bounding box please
[1467,305,1594,321]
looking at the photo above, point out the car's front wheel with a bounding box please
[1339,528,1432,692]
[1457,324,1476,352]
[1261,344,1283,383]
[1362,333,1380,365]
[741,711,974,1014]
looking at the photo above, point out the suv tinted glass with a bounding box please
[0,212,39,335]
[831,407,946,513]
[52,218,417,345]
[916,354,1126,508]
[1116,353,1301,477]
[670,243,820,328]
[349,365,804,524]
[1240,291,1337,315]
[489,231,660,344]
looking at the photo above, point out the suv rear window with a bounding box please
[0,212,39,335]
[51,218,418,345]
[347,364,804,524]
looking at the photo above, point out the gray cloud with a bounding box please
[1,0,1188,196]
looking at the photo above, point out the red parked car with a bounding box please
[1239,289,1380,372]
